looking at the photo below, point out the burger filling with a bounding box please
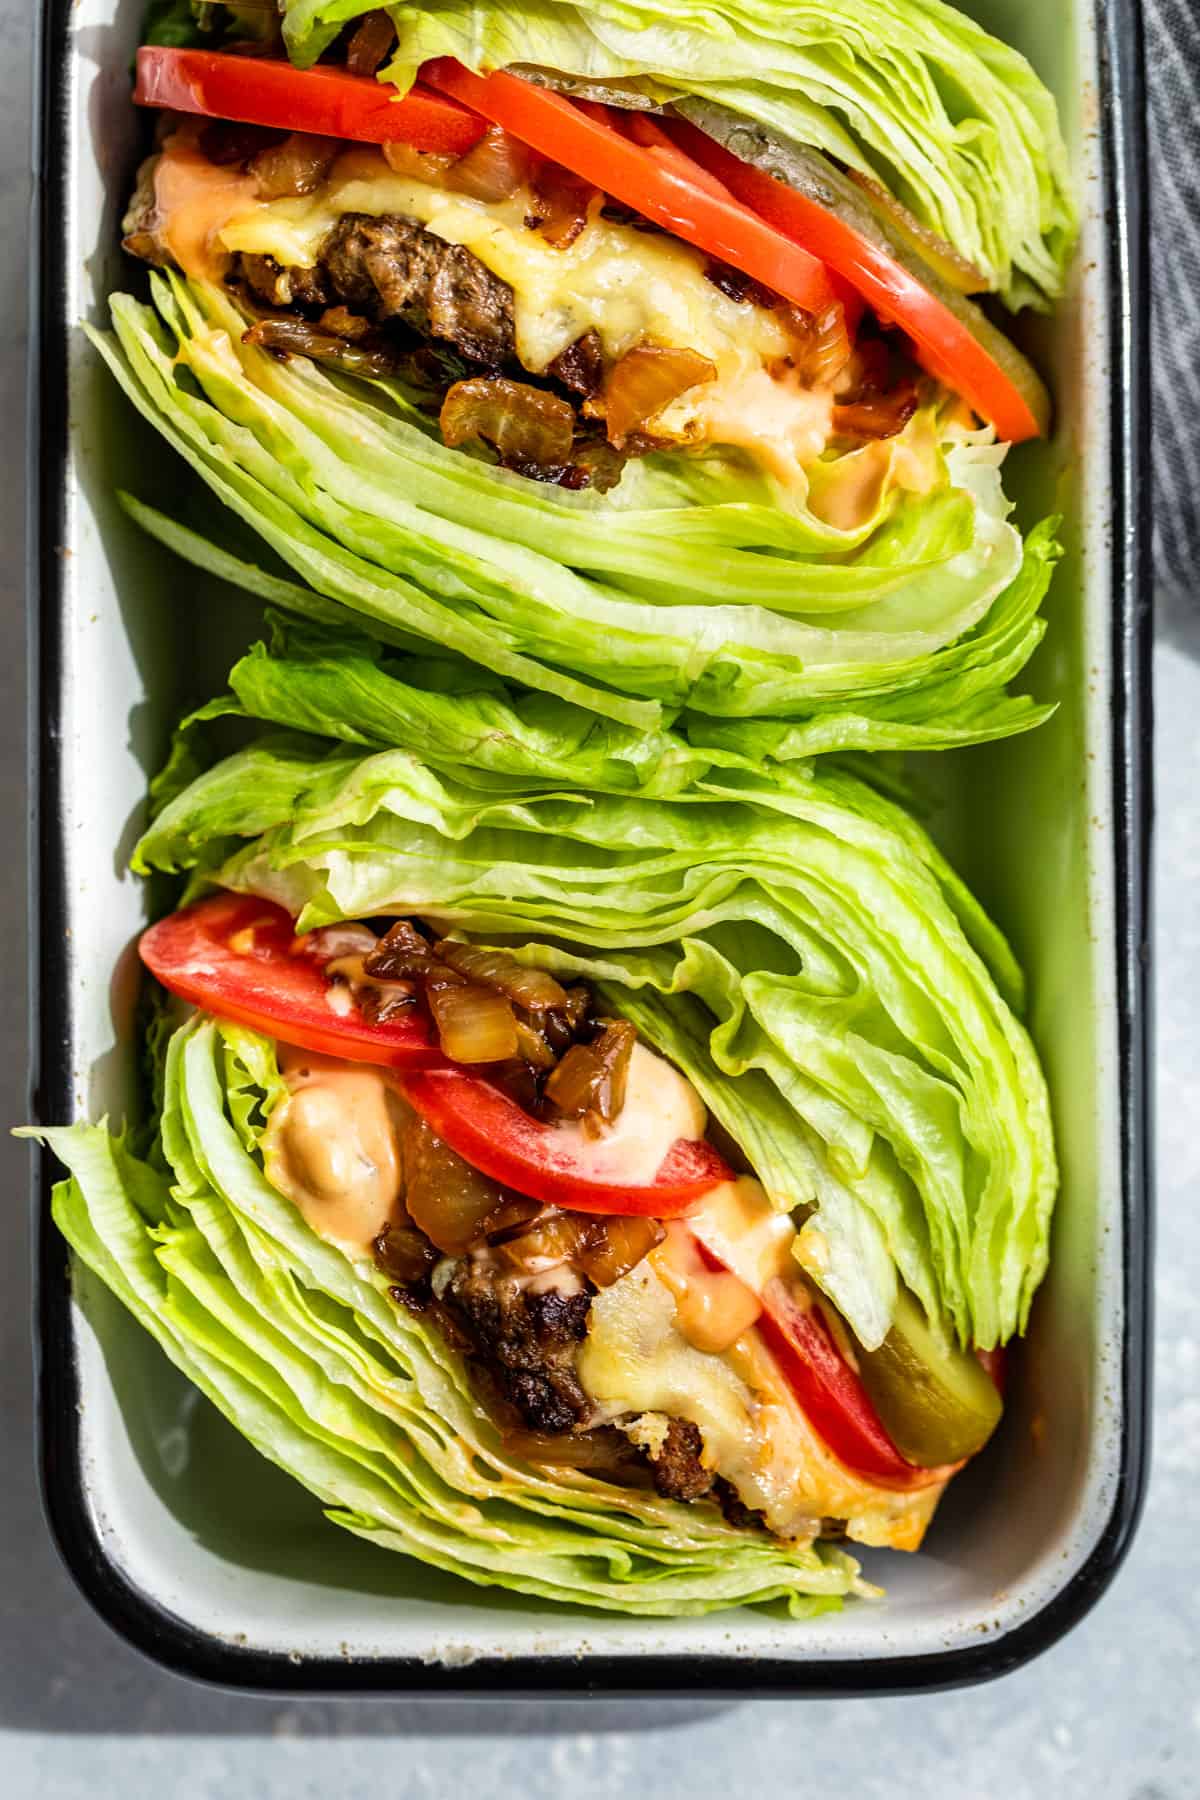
[124,117,926,496]
[257,921,949,1555]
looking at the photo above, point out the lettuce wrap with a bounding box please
[38,1024,866,1616]
[32,636,1056,1609]
[132,625,1056,1354]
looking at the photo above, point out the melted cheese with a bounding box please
[579,1250,947,1551]
[688,1177,798,1291]
[154,137,841,483]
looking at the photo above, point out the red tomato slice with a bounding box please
[134,48,486,154]
[399,1065,731,1216]
[667,119,1046,443]
[139,893,439,1068]
[624,112,736,203]
[422,60,836,317]
[756,1277,958,1487]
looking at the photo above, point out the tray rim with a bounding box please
[27,0,1153,1697]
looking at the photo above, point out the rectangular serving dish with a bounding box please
[28,0,1152,1694]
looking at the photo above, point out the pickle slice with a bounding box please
[855,1286,1003,1466]
[674,99,1051,437]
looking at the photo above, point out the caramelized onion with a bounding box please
[832,383,919,440]
[482,1059,543,1114]
[399,1109,506,1254]
[547,330,605,399]
[496,1211,586,1274]
[514,1020,557,1071]
[198,119,281,168]
[576,1215,665,1288]
[541,986,595,1056]
[434,941,568,1012]
[362,921,464,993]
[495,1208,664,1285]
[382,139,458,183]
[427,982,520,1063]
[357,983,419,1026]
[363,920,431,976]
[601,345,716,443]
[843,337,891,393]
[250,132,337,200]
[359,921,467,993]
[345,8,397,78]
[503,1427,637,1473]
[787,300,853,388]
[440,378,576,466]
[703,260,776,308]
[544,1020,636,1128]
[373,1223,438,1285]
[243,318,399,378]
[359,920,606,1078]
[529,162,596,249]
[482,1194,545,1243]
[446,125,533,202]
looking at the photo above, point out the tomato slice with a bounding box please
[134,48,487,154]
[667,119,1047,443]
[756,1277,959,1487]
[422,60,836,317]
[399,1065,731,1216]
[624,112,736,203]
[139,893,439,1067]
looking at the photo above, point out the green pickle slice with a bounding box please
[674,100,1052,437]
[855,1286,1004,1466]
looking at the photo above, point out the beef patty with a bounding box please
[442,1257,593,1435]
[238,212,516,368]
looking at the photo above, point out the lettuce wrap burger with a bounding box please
[97,0,1071,752]
[31,622,1057,1616]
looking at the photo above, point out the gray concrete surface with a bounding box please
[0,10,1196,1798]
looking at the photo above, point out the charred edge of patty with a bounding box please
[713,1476,768,1534]
[234,215,515,368]
[627,1424,768,1537]
[638,1417,715,1502]
[439,1258,594,1436]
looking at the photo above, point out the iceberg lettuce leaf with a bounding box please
[91,275,1059,751]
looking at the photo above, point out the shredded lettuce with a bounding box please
[27,1020,862,1616]
[89,273,1060,749]
[275,0,1075,311]
[131,697,1056,1352]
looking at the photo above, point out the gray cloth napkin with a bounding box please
[1148,0,1200,591]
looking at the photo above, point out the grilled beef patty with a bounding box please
[237,214,517,368]
[442,1258,594,1435]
